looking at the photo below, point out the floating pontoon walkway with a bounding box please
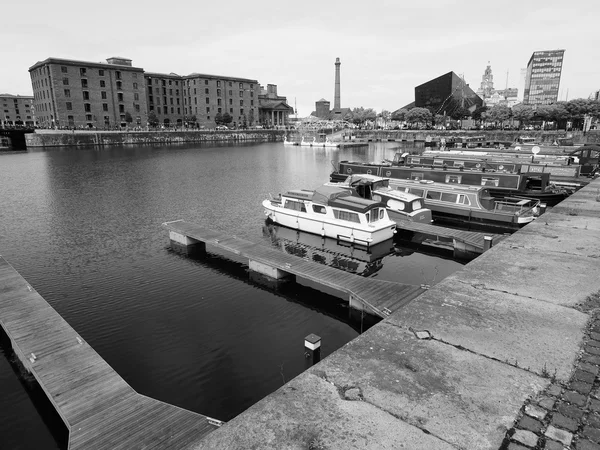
[395,220,505,255]
[0,257,220,450]
[163,220,426,317]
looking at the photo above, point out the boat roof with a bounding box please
[390,179,486,193]
[283,185,386,213]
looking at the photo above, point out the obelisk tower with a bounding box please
[334,57,341,114]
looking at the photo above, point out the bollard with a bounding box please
[483,236,493,251]
[539,203,547,215]
[304,333,321,368]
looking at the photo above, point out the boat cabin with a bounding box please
[568,146,600,175]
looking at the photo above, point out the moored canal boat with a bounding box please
[263,185,397,246]
[331,155,572,206]
[324,174,432,224]
[387,179,540,230]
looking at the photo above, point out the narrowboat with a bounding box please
[324,174,432,224]
[331,155,572,206]
[387,179,540,230]
[262,185,397,246]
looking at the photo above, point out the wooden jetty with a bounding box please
[395,220,505,258]
[0,256,220,450]
[163,220,426,317]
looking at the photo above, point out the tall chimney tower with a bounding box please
[334,57,341,112]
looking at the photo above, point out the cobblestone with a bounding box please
[540,396,557,410]
[582,355,600,365]
[586,340,600,348]
[543,440,564,450]
[548,384,564,396]
[526,404,548,420]
[508,443,530,450]
[571,381,594,396]
[518,414,544,433]
[590,399,600,412]
[583,426,600,443]
[545,425,574,446]
[580,363,599,376]
[513,429,539,447]
[575,439,600,450]
[575,370,597,384]
[558,402,586,420]
[590,332,600,341]
[565,391,588,407]
[585,346,600,356]
[552,413,580,432]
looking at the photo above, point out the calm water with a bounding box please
[0,141,464,449]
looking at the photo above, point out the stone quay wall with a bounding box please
[25,129,285,148]
[337,129,600,144]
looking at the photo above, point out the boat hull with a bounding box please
[262,200,395,246]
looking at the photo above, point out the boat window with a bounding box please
[284,200,306,212]
[368,210,380,223]
[441,192,458,203]
[426,191,442,200]
[410,172,424,181]
[433,160,444,166]
[446,175,462,184]
[312,205,326,214]
[409,157,421,164]
[481,177,500,187]
[412,200,422,210]
[379,209,384,220]
[388,199,405,211]
[332,209,360,223]
[408,188,424,197]
[458,195,471,205]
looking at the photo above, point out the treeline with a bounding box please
[389,98,600,129]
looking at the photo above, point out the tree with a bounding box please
[248,109,255,126]
[471,106,488,122]
[511,104,534,128]
[405,107,432,127]
[148,111,159,128]
[391,109,408,121]
[434,114,446,127]
[486,105,511,126]
[450,106,470,121]
[222,112,233,126]
[124,112,133,126]
[242,114,247,128]
[215,112,223,125]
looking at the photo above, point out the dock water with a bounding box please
[0,257,219,450]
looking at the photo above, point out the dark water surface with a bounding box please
[0,141,464,449]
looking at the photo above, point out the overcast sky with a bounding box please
[1,0,597,116]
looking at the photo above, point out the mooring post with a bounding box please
[483,235,493,251]
[304,333,321,368]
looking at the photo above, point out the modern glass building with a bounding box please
[523,50,565,105]
[415,72,483,116]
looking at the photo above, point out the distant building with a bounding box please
[523,49,565,105]
[476,64,495,99]
[475,64,519,108]
[311,58,352,121]
[0,94,36,127]
[415,72,483,115]
[29,56,288,128]
[258,84,293,126]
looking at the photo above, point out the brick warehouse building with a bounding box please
[1,94,37,127]
[29,56,290,129]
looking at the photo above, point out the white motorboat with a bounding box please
[263,184,397,246]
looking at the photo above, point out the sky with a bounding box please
[1,0,598,117]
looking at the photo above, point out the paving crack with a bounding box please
[381,322,555,381]
[311,370,461,448]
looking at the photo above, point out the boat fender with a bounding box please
[347,168,352,174]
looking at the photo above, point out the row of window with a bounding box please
[66,102,140,113]
[61,78,138,90]
[63,89,140,101]
[149,77,255,90]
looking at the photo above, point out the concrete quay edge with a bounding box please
[196,177,600,450]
